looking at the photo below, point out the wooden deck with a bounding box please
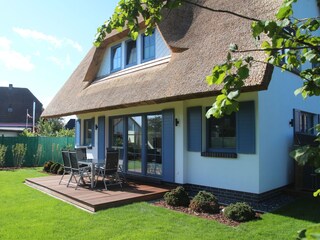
[25,176,171,212]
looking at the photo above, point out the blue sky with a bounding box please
[0,0,118,109]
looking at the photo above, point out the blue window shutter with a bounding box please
[237,101,255,154]
[98,116,105,161]
[75,119,81,147]
[162,109,175,182]
[91,118,95,147]
[187,106,202,152]
[293,109,301,133]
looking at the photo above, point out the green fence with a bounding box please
[0,136,75,167]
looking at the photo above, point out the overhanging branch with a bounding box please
[182,0,260,22]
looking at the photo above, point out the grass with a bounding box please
[0,168,319,240]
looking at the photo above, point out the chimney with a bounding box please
[9,84,13,90]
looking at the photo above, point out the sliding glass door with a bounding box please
[110,113,163,177]
[146,114,162,176]
[127,116,143,173]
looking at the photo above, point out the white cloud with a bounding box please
[13,27,83,52]
[0,37,11,50]
[33,50,41,57]
[13,27,62,47]
[0,80,10,87]
[47,54,72,69]
[65,39,83,52]
[0,36,34,71]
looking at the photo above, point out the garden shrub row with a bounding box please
[164,186,256,222]
[43,161,64,175]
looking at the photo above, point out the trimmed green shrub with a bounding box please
[0,144,8,167]
[43,161,54,172]
[189,191,220,213]
[49,163,57,173]
[57,165,64,175]
[223,202,256,222]
[12,143,27,168]
[49,163,61,174]
[164,186,190,207]
[53,163,61,174]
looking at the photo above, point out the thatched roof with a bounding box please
[42,0,281,118]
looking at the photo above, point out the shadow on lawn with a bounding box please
[273,196,320,223]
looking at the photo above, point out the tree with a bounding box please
[20,118,75,137]
[94,0,319,118]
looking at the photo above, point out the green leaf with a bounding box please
[251,21,264,38]
[309,19,320,31]
[229,43,238,52]
[234,59,243,69]
[227,90,240,100]
[294,87,304,96]
[238,66,249,80]
[130,31,139,40]
[206,75,214,85]
[261,41,271,55]
[227,52,231,61]
[276,5,293,20]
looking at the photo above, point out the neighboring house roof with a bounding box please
[42,0,281,118]
[65,119,75,130]
[0,84,43,126]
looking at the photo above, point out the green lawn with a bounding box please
[0,169,319,240]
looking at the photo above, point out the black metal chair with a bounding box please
[96,151,122,190]
[106,148,127,184]
[75,147,87,161]
[59,150,72,185]
[67,151,91,190]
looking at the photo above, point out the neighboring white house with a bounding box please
[42,0,320,201]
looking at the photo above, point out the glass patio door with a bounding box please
[110,114,163,177]
[127,116,142,173]
[146,114,162,176]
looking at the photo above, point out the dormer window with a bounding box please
[111,44,122,72]
[142,33,155,62]
[95,28,171,80]
[125,40,137,67]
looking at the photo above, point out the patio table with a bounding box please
[78,159,96,189]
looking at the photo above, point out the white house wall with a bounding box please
[258,69,320,193]
[184,93,260,194]
[77,92,261,194]
[257,0,320,194]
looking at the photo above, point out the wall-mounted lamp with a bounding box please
[175,118,179,126]
[289,119,294,127]
[95,124,98,130]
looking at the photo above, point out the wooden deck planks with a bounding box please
[25,175,170,212]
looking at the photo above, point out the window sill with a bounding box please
[201,151,237,159]
[94,55,171,83]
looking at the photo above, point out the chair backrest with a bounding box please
[104,151,119,173]
[69,151,79,170]
[75,147,87,161]
[61,150,71,168]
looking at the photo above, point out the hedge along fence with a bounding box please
[0,136,74,167]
